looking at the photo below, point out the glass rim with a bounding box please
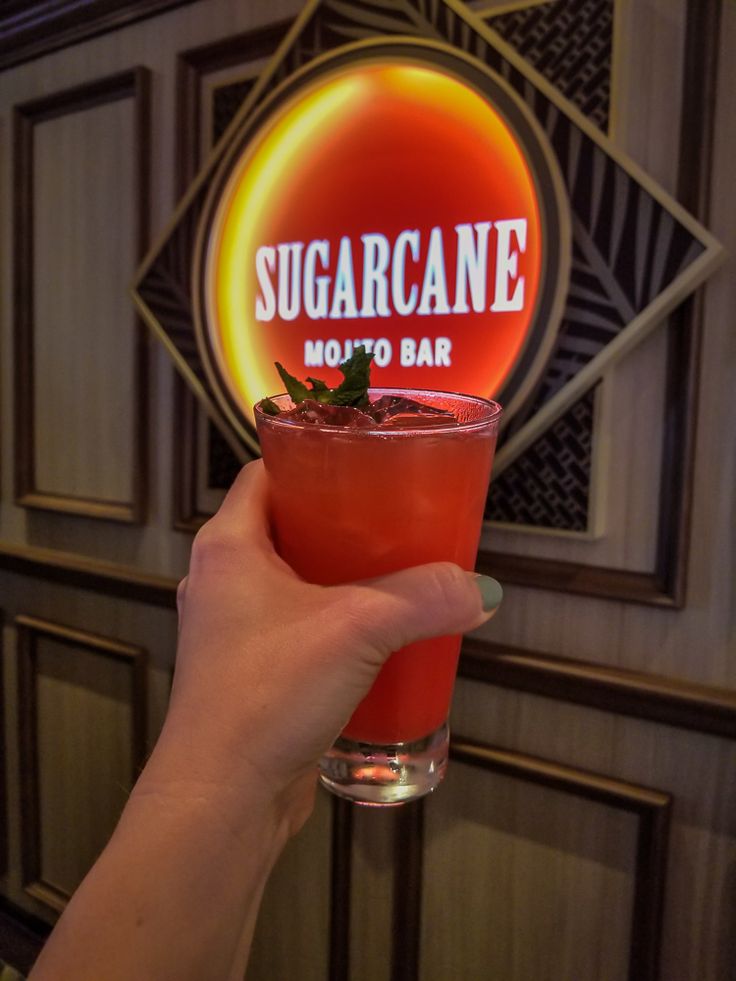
[254,387,503,436]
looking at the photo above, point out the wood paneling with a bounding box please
[0,0,197,71]
[15,615,147,912]
[480,0,720,607]
[13,67,150,524]
[171,21,290,532]
[0,543,178,609]
[329,798,353,981]
[407,737,671,981]
[0,610,7,879]
[460,637,736,740]
[246,788,332,981]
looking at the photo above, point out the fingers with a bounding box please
[341,563,502,657]
[200,460,271,544]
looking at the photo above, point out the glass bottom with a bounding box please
[319,722,449,806]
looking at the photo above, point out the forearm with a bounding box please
[30,729,291,981]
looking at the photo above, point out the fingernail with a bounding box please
[475,575,503,612]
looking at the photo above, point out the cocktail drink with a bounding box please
[255,388,501,805]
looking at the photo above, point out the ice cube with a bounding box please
[280,399,375,428]
[367,395,457,425]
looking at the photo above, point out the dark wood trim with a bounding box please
[475,554,676,608]
[328,797,353,981]
[171,21,291,532]
[390,801,424,981]
[0,896,52,974]
[460,638,736,741]
[15,614,148,913]
[171,374,209,533]
[0,609,7,880]
[175,20,292,196]
[0,0,197,72]
[0,541,178,609]
[2,540,735,743]
[449,737,671,981]
[13,67,151,526]
[655,0,722,607]
[478,0,721,606]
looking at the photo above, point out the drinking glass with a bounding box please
[256,389,501,805]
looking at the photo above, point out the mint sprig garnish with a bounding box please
[271,345,375,412]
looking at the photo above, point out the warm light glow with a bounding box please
[205,60,543,426]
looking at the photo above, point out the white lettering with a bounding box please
[256,218,530,322]
[391,230,420,316]
[303,240,330,319]
[435,336,452,366]
[400,337,416,366]
[360,233,391,317]
[490,218,527,312]
[276,242,303,321]
[373,338,392,367]
[453,222,491,314]
[304,339,325,367]
[329,237,359,319]
[254,246,276,321]
[417,227,450,315]
[324,338,342,366]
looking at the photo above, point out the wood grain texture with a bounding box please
[15,614,147,913]
[349,805,396,981]
[329,797,353,981]
[479,0,715,606]
[171,20,290,531]
[423,736,671,981]
[246,789,332,981]
[0,610,7,879]
[13,67,150,524]
[0,0,197,71]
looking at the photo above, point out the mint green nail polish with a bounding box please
[476,575,503,612]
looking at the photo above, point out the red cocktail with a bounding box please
[256,389,500,804]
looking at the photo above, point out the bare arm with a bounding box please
[30,461,500,981]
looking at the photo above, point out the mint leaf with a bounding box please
[276,362,310,403]
[260,397,281,416]
[331,346,375,406]
[272,346,374,408]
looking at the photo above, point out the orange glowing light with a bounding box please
[204,58,543,427]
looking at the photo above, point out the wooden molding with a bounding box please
[460,637,736,740]
[13,67,151,525]
[391,801,424,981]
[175,20,293,197]
[0,609,7,879]
[15,614,148,913]
[0,0,196,72]
[171,22,290,532]
[0,541,178,609]
[446,738,671,981]
[328,797,353,981]
[479,0,722,606]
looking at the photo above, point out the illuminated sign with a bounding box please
[193,38,570,439]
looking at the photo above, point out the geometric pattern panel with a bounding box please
[487,0,613,132]
[135,0,720,541]
[487,386,594,530]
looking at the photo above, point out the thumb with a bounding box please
[342,563,503,658]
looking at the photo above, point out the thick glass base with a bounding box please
[319,722,449,806]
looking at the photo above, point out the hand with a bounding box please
[161,460,501,833]
[29,459,502,981]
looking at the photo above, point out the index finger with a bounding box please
[204,459,271,544]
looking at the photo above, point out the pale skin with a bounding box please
[30,461,499,981]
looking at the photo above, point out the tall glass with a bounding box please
[255,389,501,805]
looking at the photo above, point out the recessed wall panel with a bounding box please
[32,100,137,504]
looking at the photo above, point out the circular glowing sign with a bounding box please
[194,39,569,440]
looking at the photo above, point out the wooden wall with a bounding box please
[0,1,734,979]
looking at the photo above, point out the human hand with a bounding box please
[155,460,501,834]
